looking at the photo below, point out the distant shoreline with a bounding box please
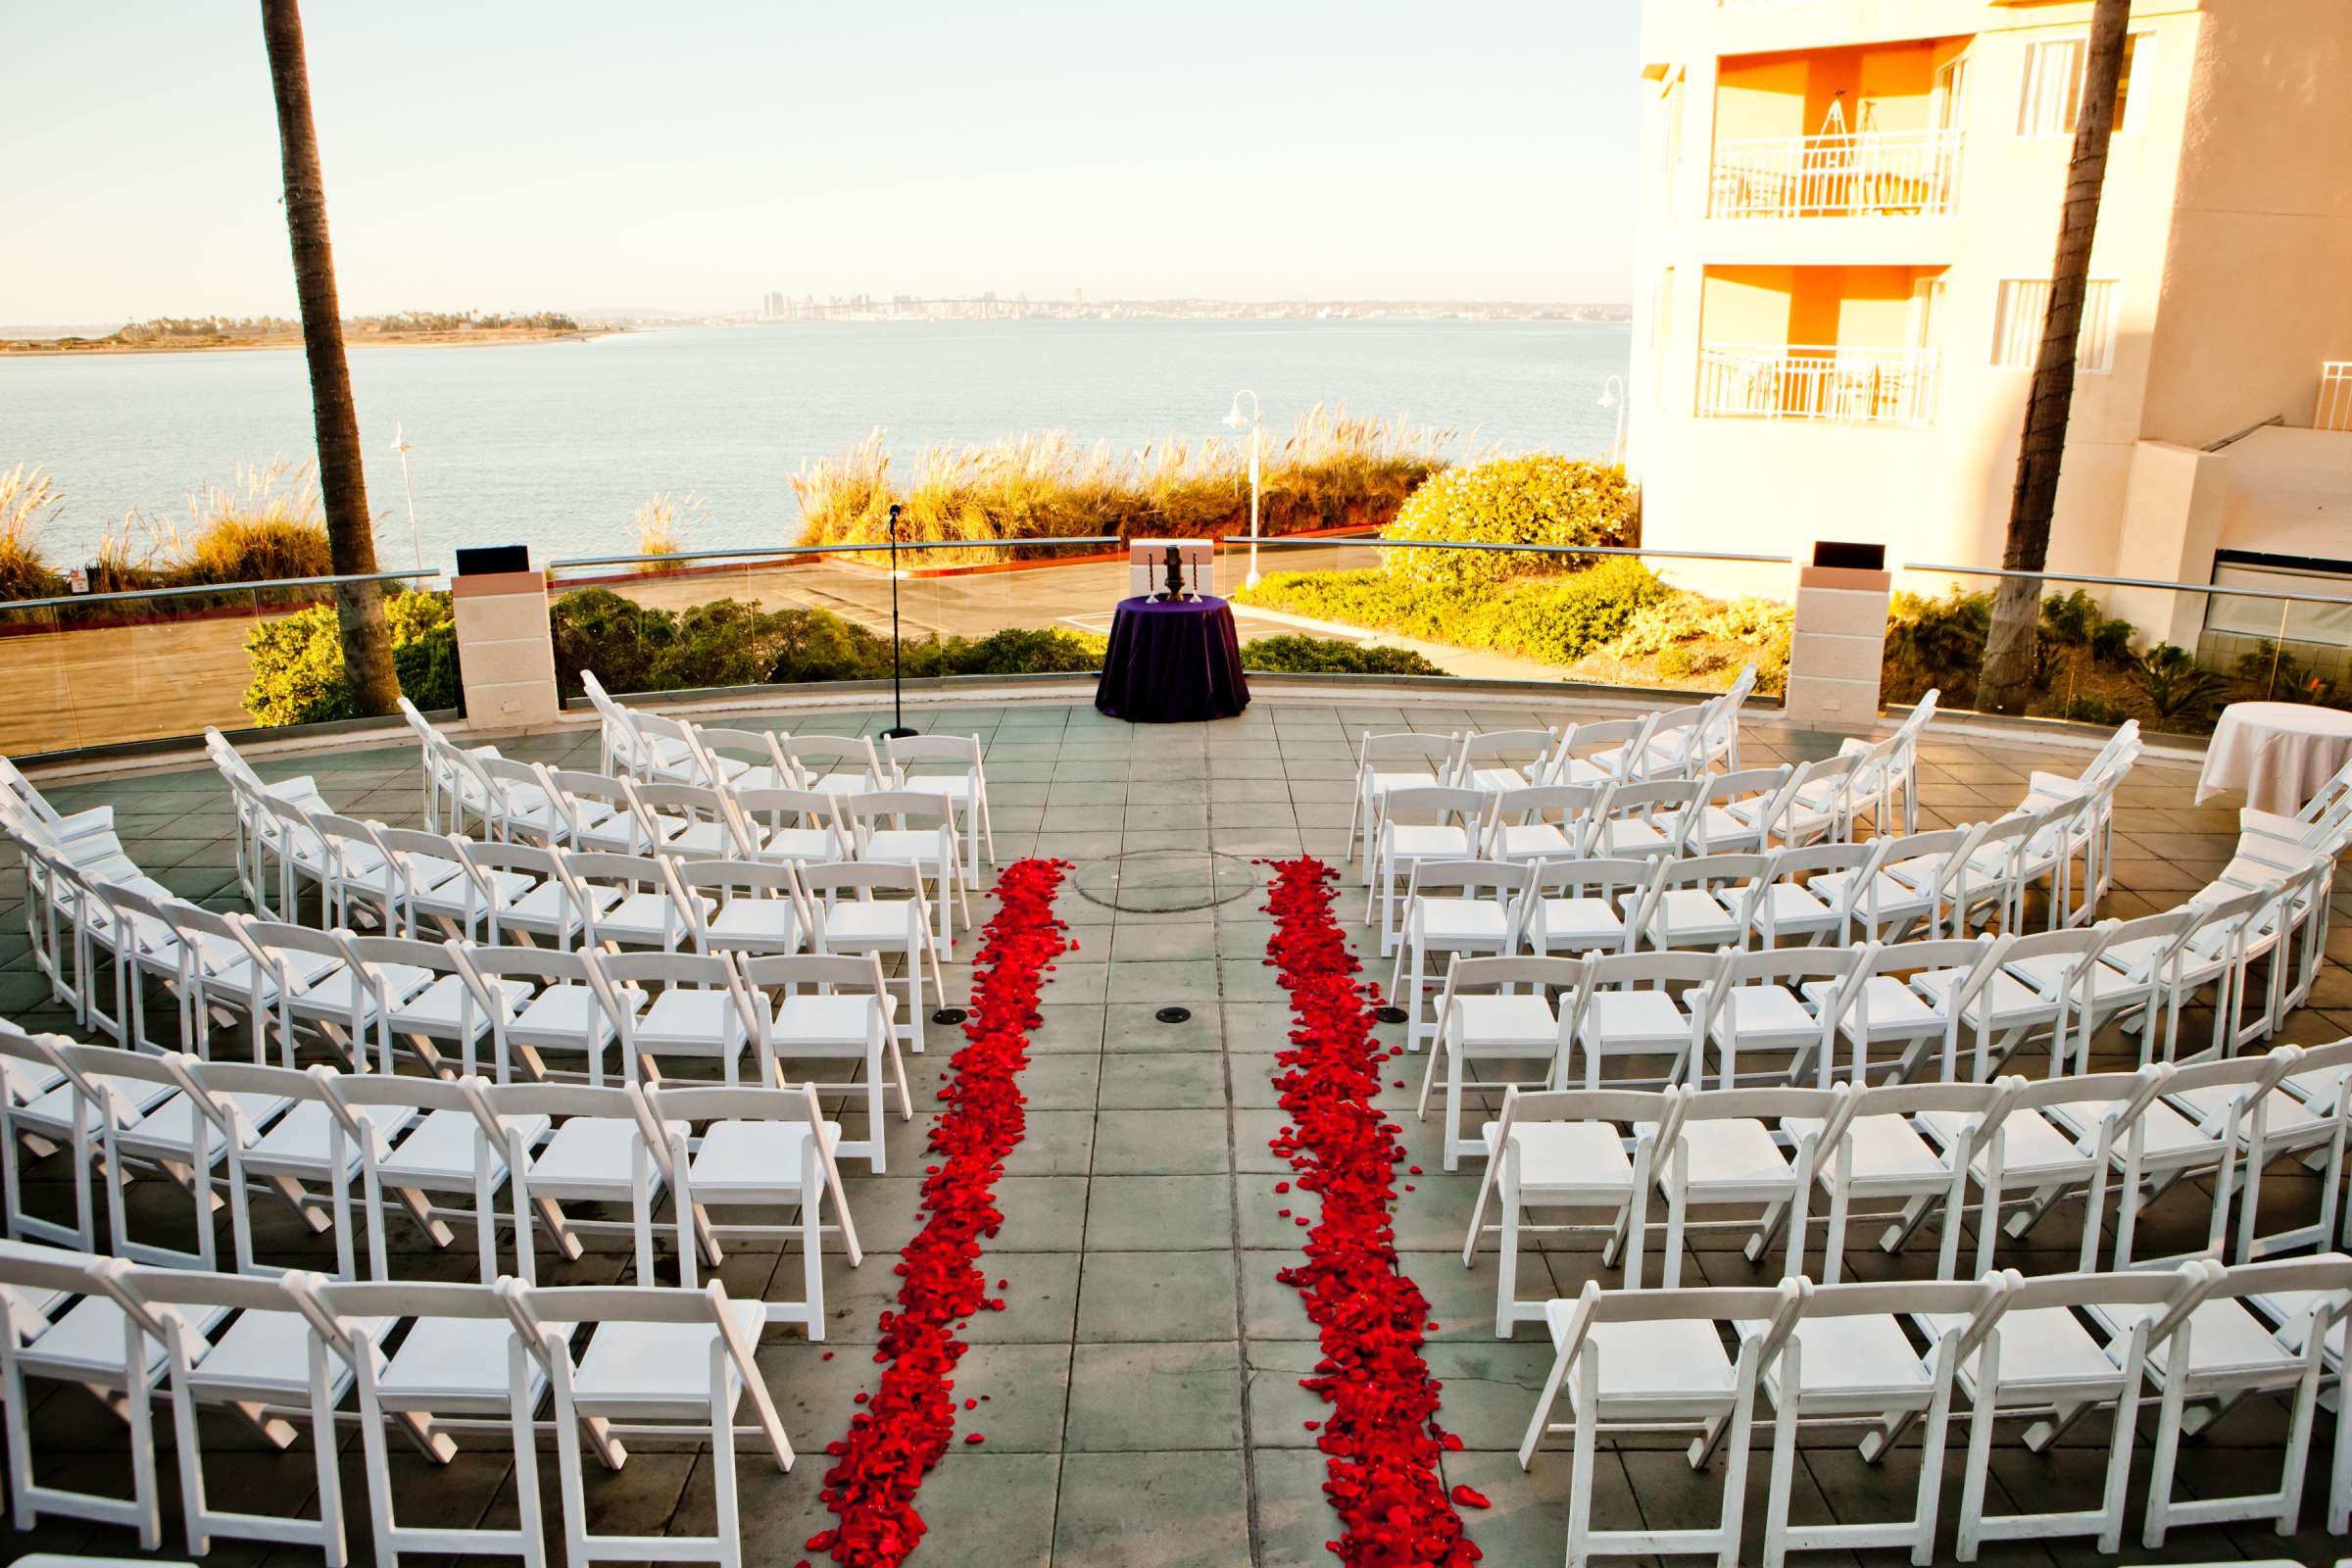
[0,326,619,357]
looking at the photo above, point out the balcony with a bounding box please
[1697,343,1938,426]
[1708,127,1961,220]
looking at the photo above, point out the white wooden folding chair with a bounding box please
[1415,954,1581,1170]
[117,1263,367,1566]
[534,764,651,854]
[0,1024,154,1249]
[0,1249,171,1547]
[652,1079,862,1334]
[1592,703,1707,783]
[842,788,968,955]
[484,1078,687,1282]
[1754,1275,2000,1568]
[1587,777,1707,858]
[321,1068,551,1280]
[2082,1047,2296,1272]
[728,785,852,868]
[1463,1086,1676,1334]
[1366,785,1487,953]
[1479,782,1606,864]
[1921,1063,2171,1277]
[2135,1255,2352,1548]
[1694,944,1870,1090]
[501,1277,792,1568]
[462,836,607,947]
[87,880,204,1054]
[1566,948,1724,1090]
[1654,764,1792,857]
[467,753,576,846]
[689,723,796,793]
[346,932,513,1079]
[664,858,808,958]
[628,779,743,859]
[1913,922,2115,1081]
[562,849,699,953]
[1807,823,1984,944]
[1651,1084,1844,1288]
[74,1041,293,1271]
[634,710,733,787]
[797,860,947,1055]
[450,943,643,1086]
[1348,730,1458,872]
[601,949,765,1085]
[200,1056,385,1278]
[365,823,489,939]
[1517,856,1660,958]
[0,754,116,850]
[1751,840,1888,948]
[1518,1276,1803,1568]
[1724,751,1856,852]
[778,732,886,797]
[1548,714,1660,788]
[741,951,909,1170]
[887,732,995,882]
[295,1273,549,1568]
[1387,858,1531,1052]
[1452,727,1559,792]
[2194,1037,2352,1260]
[233,916,376,1069]
[1621,851,1770,953]
[1789,1076,2015,1282]
[582,668,698,782]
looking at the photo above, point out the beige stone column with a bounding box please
[451,569,559,729]
[1785,564,1891,732]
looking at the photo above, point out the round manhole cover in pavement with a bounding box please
[1069,849,1261,914]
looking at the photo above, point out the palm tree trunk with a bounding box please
[260,0,399,714]
[1976,0,2132,714]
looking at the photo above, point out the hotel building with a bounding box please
[1628,0,2352,658]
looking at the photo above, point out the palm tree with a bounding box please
[259,0,398,713]
[1976,0,2132,714]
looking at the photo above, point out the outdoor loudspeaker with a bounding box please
[1812,540,1886,571]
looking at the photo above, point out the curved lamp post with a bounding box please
[1598,376,1627,468]
[1223,389,1262,588]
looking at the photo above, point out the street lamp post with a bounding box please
[1597,377,1627,468]
[1222,390,1262,588]
[882,502,916,741]
[388,423,423,567]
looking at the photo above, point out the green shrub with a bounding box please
[2090,615,2134,664]
[2135,643,2225,721]
[1377,455,1633,591]
[1884,587,1992,703]
[1238,635,1443,675]
[1237,556,1667,667]
[243,589,455,726]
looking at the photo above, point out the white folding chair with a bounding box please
[1621,852,1770,953]
[1587,777,1707,858]
[1654,764,1791,856]
[797,860,947,1055]
[778,732,886,797]
[462,837,606,947]
[1367,785,1487,954]
[1518,1277,1803,1568]
[582,668,697,782]
[601,948,765,1085]
[1651,1084,1844,1289]
[563,849,699,953]
[689,723,796,793]
[664,858,808,958]
[652,1079,863,1333]
[321,1069,550,1281]
[1387,858,1531,1052]
[1915,922,2114,1081]
[628,779,744,859]
[1479,781,1606,864]
[1463,1086,1676,1333]
[534,765,650,854]
[727,786,851,868]
[1565,948,1724,1090]
[0,1249,171,1547]
[202,1056,387,1278]
[2195,1037,2352,1260]
[1415,954,1581,1170]
[1452,726,1558,792]
[451,943,643,1086]
[117,1264,366,1566]
[1751,840,1888,948]
[1754,1275,2001,1568]
[502,1277,792,1568]
[1694,944,1870,1090]
[1790,1076,2015,1282]
[843,788,968,954]
[741,952,911,1171]
[887,732,995,882]
[484,1077,686,1282]
[1517,856,1660,958]
[1548,714,1660,788]
[1725,751,1856,852]
[1348,730,1459,872]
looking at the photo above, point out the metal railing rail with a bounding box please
[0,566,442,615]
[1698,343,1939,427]
[1226,535,1795,565]
[1709,127,1963,220]
[547,536,1120,572]
[1900,562,2352,609]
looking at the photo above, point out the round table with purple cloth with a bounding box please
[1093,594,1251,722]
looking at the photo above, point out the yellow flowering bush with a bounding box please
[1377,455,1633,591]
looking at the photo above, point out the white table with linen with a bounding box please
[2195,701,2352,815]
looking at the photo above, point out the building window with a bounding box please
[1990,277,2121,373]
[2016,32,2149,137]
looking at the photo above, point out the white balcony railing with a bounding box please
[1709,128,1962,219]
[1697,344,1939,427]
[2320,362,2352,432]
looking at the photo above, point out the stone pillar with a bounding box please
[451,569,560,729]
[1785,563,1892,732]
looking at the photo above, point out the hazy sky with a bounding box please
[4,1,1639,323]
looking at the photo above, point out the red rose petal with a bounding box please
[1450,1485,1492,1509]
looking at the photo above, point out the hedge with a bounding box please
[1237,556,1670,666]
[1377,454,1634,591]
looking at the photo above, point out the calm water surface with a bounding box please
[0,319,1629,571]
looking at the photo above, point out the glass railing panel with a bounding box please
[0,601,76,754]
[1227,535,1796,695]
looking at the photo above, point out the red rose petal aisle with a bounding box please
[806,858,1072,1568]
[1261,857,1482,1567]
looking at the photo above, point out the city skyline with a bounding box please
[4,1,1641,325]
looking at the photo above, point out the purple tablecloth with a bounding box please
[1094,595,1250,723]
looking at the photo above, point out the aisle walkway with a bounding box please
[4,696,2345,1566]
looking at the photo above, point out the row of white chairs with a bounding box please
[1518,1257,2350,1566]
[1,1241,791,1568]
[1463,1040,2352,1333]
[1,1020,866,1293]
[219,723,974,957]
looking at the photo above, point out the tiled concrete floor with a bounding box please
[4,695,2348,1567]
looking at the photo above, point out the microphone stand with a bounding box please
[883,501,916,740]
